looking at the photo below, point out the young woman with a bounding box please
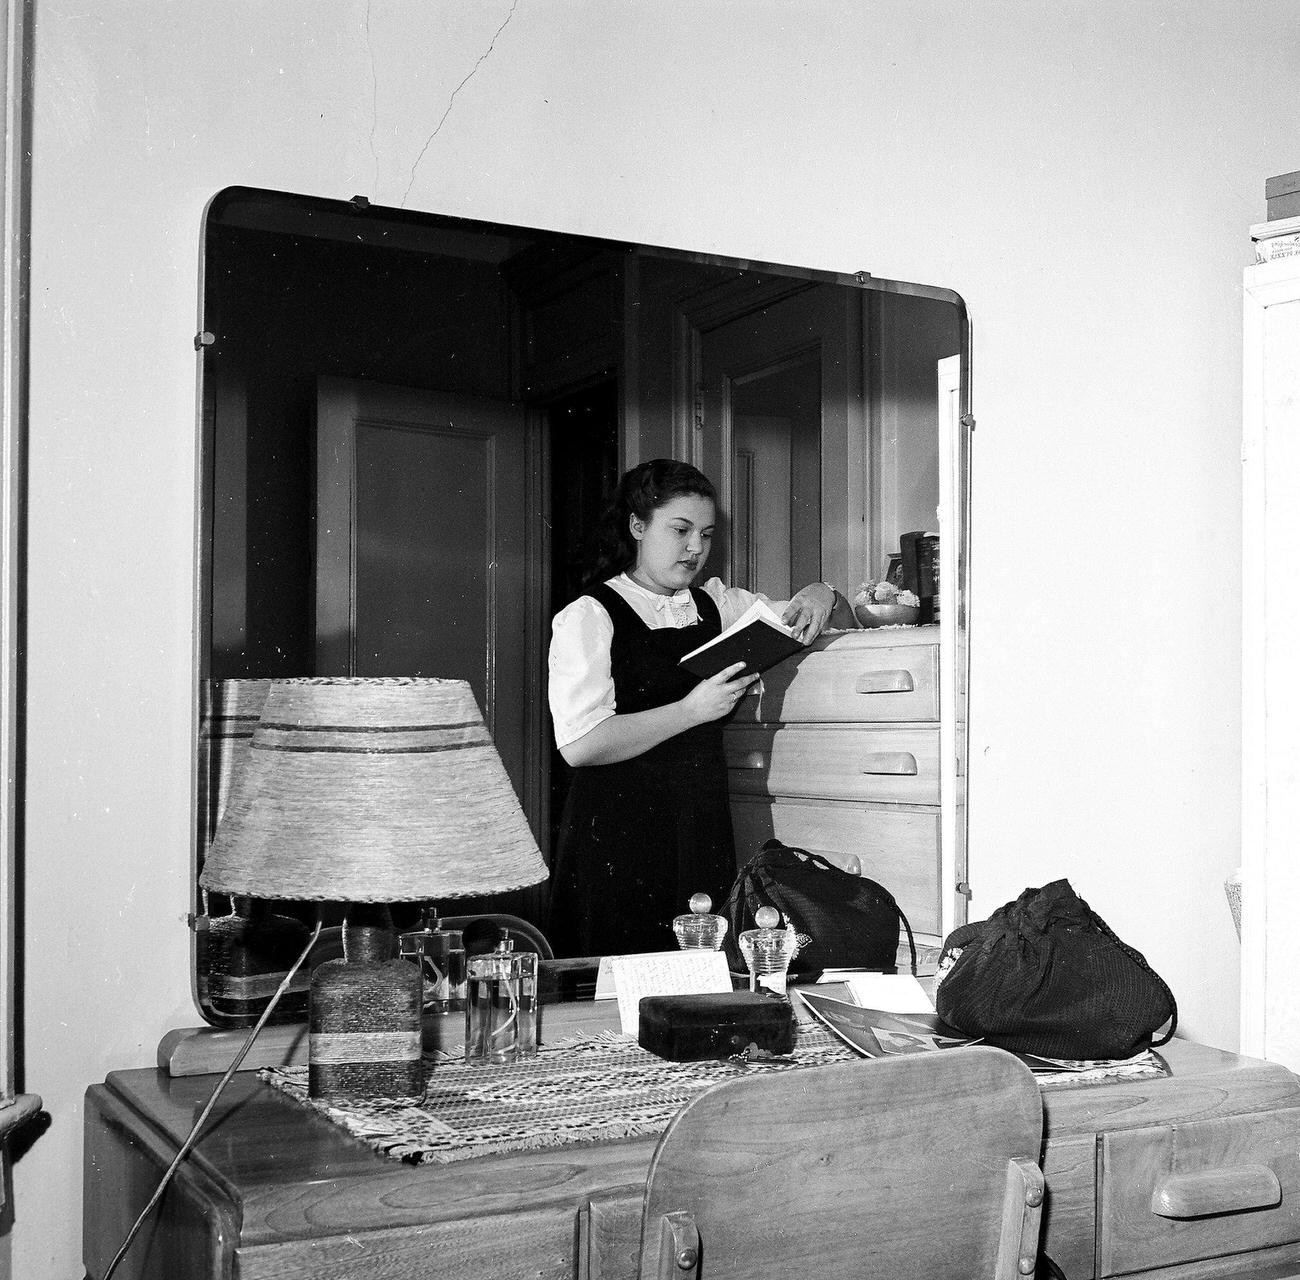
[546,459,837,956]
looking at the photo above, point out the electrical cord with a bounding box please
[101,918,322,1280]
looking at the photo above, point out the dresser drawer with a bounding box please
[725,726,939,805]
[734,636,939,724]
[1098,1109,1300,1275]
[729,797,941,937]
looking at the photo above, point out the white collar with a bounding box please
[616,573,693,612]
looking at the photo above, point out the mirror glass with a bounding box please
[194,187,967,1025]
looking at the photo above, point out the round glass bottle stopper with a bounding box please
[739,906,798,994]
[672,893,728,950]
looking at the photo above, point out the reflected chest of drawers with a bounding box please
[726,626,952,943]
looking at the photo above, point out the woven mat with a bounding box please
[260,1022,855,1165]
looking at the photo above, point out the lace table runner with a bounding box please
[260,1023,854,1165]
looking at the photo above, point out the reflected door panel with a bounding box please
[697,283,865,594]
[315,376,530,796]
[729,355,821,596]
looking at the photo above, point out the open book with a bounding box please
[678,599,804,680]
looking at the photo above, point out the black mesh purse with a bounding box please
[722,839,916,978]
[933,879,1177,1061]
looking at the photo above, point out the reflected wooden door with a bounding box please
[696,283,867,596]
[314,377,534,808]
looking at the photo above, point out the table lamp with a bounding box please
[199,676,548,1102]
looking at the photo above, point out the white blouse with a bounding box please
[548,573,783,749]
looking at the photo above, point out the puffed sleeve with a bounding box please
[548,596,618,750]
[699,577,788,629]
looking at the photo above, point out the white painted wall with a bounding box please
[12,2,1298,1276]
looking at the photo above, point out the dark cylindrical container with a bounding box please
[309,907,424,1101]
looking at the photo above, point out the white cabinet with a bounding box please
[1241,252,1300,1069]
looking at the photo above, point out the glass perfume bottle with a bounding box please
[739,906,799,995]
[515,949,539,1059]
[465,936,521,1065]
[398,912,467,1016]
[673,892,728,950]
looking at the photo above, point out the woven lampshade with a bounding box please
[199,677,547,902]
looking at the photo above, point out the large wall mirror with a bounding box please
[193,187,970,1025]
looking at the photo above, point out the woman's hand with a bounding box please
[683,661,759,724]
[782,582,837,642]
[561,661,757,765]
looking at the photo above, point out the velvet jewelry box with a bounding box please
[638,990,797,1061]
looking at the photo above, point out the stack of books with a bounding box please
[1267,170,1300,222]
[1255,172,1300,265]
[1252,214,1300,265]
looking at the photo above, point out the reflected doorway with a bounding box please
[695,281,864,594]
[314,377,531,792]
[729,355,822,598]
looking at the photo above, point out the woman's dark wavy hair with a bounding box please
[582,459,717,589]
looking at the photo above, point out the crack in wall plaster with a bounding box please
[399,0,521,208]
[366,0,380,194]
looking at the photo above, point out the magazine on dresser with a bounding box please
[795,988,1171,1082]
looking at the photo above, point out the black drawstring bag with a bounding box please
[933,879,1177,1061]
[722,839,915,978]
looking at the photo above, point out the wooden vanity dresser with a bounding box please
[91,631,1300,1279]
[85,1000,1300,1280]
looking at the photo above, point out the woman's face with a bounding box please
[629,494,716,594]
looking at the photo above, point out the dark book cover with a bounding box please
[1268,190,1300,221]
[900,531,940,623]
[1265,170,1300,200]
[678,600,804,680]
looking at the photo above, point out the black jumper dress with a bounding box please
[547,583,738,958]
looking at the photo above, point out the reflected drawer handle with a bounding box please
[861,752,918,776]
[854,669,916,695]
[731,752,768,770]
[1151,1166,1282,1219]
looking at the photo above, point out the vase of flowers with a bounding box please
[852,579,922,628]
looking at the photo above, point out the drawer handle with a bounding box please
[1151,1166,1282,1219]
[731,752,767,770]
[861,752,918,776]
[854,669,916,695]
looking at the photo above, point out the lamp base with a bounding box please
[308,911,424,1102]
[196,898,311,1027]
